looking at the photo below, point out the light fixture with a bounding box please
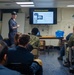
[20,5,34,7]
[16,2,34,5]
[67,5,74,7]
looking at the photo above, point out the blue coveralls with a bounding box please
[8,18,17,45]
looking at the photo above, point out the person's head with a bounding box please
[19,34,30,47]
[14,32,22,46]
[0,41,8,64]
[31,28,39,35]
[11,11,17,19]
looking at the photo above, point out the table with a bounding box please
[39,36,64,50]
[39,36,63,40]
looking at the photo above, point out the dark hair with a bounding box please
[31,28,39,35]
[11,11,17,15]
[14,33,22,45]
[19,34,30,46]
[0,41,8,62]
[14,32,22,41]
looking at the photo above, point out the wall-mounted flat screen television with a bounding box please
[29,8,57,25]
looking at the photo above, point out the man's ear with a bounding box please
[4,54,7,61]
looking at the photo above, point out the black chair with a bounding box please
[0,34,3,40]
[6,63,33,75]
[3,38,11,46]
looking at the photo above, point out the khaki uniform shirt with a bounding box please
[29,34,40,49]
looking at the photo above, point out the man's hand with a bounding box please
[17,25,20,28]
[12,25,20,29]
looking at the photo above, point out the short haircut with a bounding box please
[19,34,30,46]
[31,28,39,35]
[0,41,8,62]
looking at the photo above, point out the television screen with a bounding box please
[29,8,57,25]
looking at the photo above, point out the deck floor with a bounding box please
[39,49,74,75]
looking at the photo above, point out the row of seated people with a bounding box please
[58,26,74,72]
[58,33,72,60]
[0,28,43,75]
[5,28,40,59]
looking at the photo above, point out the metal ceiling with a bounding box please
[0,0,74,9]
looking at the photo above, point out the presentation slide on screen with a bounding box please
[33,12,53,24]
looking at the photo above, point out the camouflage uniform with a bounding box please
[29,34,40,58]
[66,34,74,59]
[29,34,40,49]
[68,34,74,47]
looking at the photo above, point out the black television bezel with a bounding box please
[29,8,57,25]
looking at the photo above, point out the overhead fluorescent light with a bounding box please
[20,5,34,7]
[67,5,74,7]
[16,2,34,4]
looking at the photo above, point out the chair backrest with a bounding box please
[3,38,11,46]
[31,49,39,59]
[40,40,46,50]
[31,49,38,55]
[6,63,33,75]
